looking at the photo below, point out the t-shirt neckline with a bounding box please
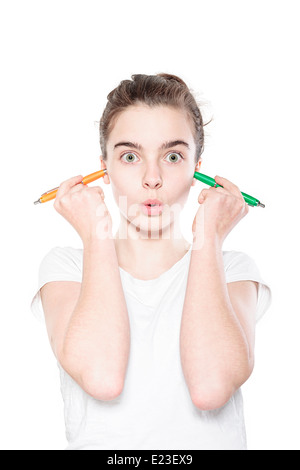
[119,245,192,285]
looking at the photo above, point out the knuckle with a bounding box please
[58,180,68,190]
[95,186,104,196]
[54,195,67,211]
[215,191,224,201]
[236,198,243,208]
[200,188,209,197]
[71,191,81,202]
[234,198,246,216]
[238,199,245,210]
[59,195,68,206]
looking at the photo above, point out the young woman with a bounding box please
[32,73,271,450]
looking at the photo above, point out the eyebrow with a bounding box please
[113,140,190,151]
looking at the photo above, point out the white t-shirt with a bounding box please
[31,246,271,450]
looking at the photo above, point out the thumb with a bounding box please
[198,188,209,204]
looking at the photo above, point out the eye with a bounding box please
[165,152,183,163]
[121,152,139,163]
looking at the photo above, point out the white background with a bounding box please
[0,0,299,450]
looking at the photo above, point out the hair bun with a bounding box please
[157,73,187,87]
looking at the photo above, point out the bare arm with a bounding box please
[40,175,130,401]
[180,241,257,410]
[180,175,257,410]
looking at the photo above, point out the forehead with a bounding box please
[107,105,195,146]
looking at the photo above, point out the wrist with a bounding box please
[82,231,114,252]
[192,231,224,253]
[82,220,113,247]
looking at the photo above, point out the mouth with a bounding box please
[141,199,164,216]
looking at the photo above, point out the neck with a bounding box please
[114,217,190,279]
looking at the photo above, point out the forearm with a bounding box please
[180,239,251,409]
[60,237,130,399]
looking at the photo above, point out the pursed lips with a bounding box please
[141,199,163,215]
[142,199,163,206]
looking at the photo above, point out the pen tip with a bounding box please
[258,202,265,208]
[34,199,41,205]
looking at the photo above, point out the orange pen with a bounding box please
[34,169,107,204]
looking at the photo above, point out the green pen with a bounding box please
[193,172,265,208]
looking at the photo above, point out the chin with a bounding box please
[129,212,179,240]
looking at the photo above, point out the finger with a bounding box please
[214,175,242,198]
[68,182,85,194]
[198,188,210,203]
[56,175,84,197]
[69,184,106,201]
[91,186,105,199]
[214,186,229,195]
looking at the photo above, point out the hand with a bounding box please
[192,175,249,246]
[54,175,112,245]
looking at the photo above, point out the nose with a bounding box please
[142,167,163,190]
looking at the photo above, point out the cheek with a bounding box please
[169,179,192,205]
[110,180,136,211]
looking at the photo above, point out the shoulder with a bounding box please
[222,250,262,281]
[32,247,83,322]
[38,246,83,284]
[223,250,272,322]
[40,246,83,269]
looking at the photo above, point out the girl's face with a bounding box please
[102,104,201,237]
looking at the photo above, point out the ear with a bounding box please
[100,157,110,185]
[191,159,202,186]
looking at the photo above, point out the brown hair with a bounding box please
[99,73,208,162]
